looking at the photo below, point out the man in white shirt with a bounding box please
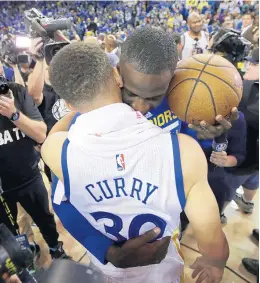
[181,12,209,60]
[105,35,120,66]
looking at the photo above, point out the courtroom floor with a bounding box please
[33,173,259,283]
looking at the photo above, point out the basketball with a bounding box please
[167,54,243,125]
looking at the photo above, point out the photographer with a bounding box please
[0,80,69,259]
[27,36,70,183]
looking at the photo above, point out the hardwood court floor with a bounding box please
[33,173,259,282]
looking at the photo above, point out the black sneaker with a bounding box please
[253,229,259,242]
[242,258,259,276]
[180,211,189,232]
[28,243,40,272]
[49,241,71,259]
[220,214,227,224]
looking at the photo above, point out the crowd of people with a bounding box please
[0,1,258,283]
[0,1,259,39]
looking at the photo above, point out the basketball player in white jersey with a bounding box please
[42,42,229,283]
[181,12,209,60]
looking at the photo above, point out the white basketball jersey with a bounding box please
[182,31,208,60]
[54,104,185,283]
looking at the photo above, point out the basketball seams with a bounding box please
[184,55,215,122]
[167,78,197,95]
[176,67,241,99]
[197,80,217,119]
[191,56,235,68]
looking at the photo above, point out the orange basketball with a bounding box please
[167,54,243,125]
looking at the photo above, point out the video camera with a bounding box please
[0,33,31,65]
[0,224,36,283]
[0,76,10,97]
[0,223,105,283]
[0,224,104,283]
[24,8,71,63]
[210,28,252,63]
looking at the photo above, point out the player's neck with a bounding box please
[189,31,201,39]
[79,91,122,114]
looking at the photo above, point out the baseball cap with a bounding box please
[245,48,259,64]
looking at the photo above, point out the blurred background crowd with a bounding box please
[0,0,259,44]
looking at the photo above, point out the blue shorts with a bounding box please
[226,171,259,191]
[208,168,259,206]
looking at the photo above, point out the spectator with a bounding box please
[234,14,243,30]
[181,12,209,59]
[105,34,120,58]
[222,15,234,29]
[234,48,259,214]
[236,49,259,281]
[241,13,254,35]
[243,14,259,46]
[0,1,258,36]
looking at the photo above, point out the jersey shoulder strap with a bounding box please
[61,138,71,200]
[170,133,186,209]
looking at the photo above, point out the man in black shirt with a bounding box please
[28,38,71,133]
[0,81,69,259]
[234,48,259,280]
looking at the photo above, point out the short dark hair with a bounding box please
[120,27,178,75]
[49,42,114,107]
[243,13,254,20]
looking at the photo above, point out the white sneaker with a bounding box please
[234,193,254,213]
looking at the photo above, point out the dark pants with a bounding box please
[0,174,59,248]
[44,163,52,184]
[208,167,227,213]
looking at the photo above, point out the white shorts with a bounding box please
[89,262,182,283]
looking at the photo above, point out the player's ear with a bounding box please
[64,100,75,112]
[112,67,123,88]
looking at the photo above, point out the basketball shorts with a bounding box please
[89,262,181,283]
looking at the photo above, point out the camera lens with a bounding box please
[0,83,9,95]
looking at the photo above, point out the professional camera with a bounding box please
[1,34,31,65]
[210,28,252,63]
[0,223,105,283]
[24,8,71,62]
[0,76,10,97]
[0,224,36,283]
[37,260,104,283]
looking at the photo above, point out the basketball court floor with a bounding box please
[33,173,259,283]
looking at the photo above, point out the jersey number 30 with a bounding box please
[90,212,167,242]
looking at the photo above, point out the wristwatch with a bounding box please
[10,110,20,121]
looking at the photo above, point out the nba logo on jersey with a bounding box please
[116,154,125,171]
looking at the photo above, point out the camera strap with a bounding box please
[0,195,31,251]
[0,195,19,235]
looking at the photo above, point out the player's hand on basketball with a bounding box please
[106,227,171,268]
[210,151,227,167]
[190,256,224,283]
[188,107,239,140]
